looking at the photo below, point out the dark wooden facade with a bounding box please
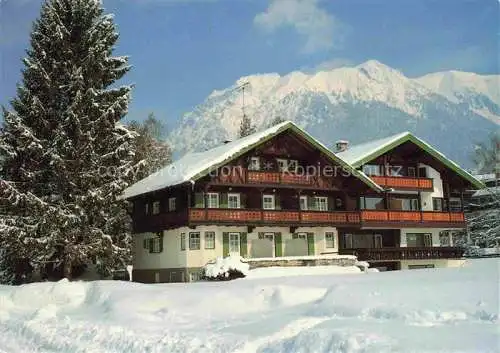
[130,129,473,266]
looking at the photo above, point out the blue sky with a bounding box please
[0,0,498,128]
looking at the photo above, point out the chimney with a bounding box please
[335,140,349,152]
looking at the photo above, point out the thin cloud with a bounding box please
[254,0,343,54]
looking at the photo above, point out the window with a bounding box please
[263,194,275,210]
[335,198,344,210]
[189,232,201,250]
[259,233,274,240]
[325,232,335,248]
[229,233,240,255]
[449,198,462,212]
[288,160,298,172]
[362,164,381,176]
[433,198,443,211]
[249,157,260,171]
[299,196,308,210]
[168,197,176,211]
[406,233,432,247]
[390,198,419,211]
[144,233,163,253]
[277,158,288,172]
[292,233,307,239]
[143,238,148,249]
[205,232,215,249]
[206,193,219,208]
[315,197,328,211]
[359,196,385,210]
[343,234,353,248]
[408,264,435,270]
[180,233,186,251]
[418,167,427,178]
[408,167,416,177]
[388,166,403,177]
[189,271,203,282]
[152,201,160,215]
[439,231,451,246]
[228,193,241,209]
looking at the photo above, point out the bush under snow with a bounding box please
[203,255,250,281]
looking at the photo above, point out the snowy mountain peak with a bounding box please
[169,61,499,167]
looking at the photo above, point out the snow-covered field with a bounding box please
[0,259,498,353]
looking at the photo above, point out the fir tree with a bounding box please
[473,132,499,174]
[269,116,285,127]
[128,113,172,180]
[239,114,256,138]
[0,0,137,282]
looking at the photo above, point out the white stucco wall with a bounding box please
[419,163,444,211]
[133,230,188,269]
[134,226,340,270]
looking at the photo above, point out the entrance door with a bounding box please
[229,233,241,256]
[374,234,383,248]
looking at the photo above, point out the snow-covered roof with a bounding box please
[122,121,382,199]
[473,173,498,183]
[336,131,485,189]
[472,186,500,198]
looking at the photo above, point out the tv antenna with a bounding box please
[235,81,250,120]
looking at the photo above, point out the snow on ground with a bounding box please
[0,258,498,353]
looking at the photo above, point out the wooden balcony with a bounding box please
[359,210,465,227]
[210,168,333,189]
[188,208,360,226]
[339,247,465,261]
[188,208,465,228]
[370,176,433,191]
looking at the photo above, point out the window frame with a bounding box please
[262,194,275,210]
[276,158,288,172]
[408,167,416,177]
[227,193,241,209]
[299,195,308,210]
[152,201,160,215]
[314,196,328,211]
[292,232,307,240]
[204,231,216,249]
[206,193,219,209]
[168,197,176,212]
[288,159,298,172]
[189,232,201,250]
[249,157,260,171]
[325,232,335,248]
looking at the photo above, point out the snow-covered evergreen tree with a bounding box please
[0,0,137,283]
[128,113,172,180]
[239,114,256,138]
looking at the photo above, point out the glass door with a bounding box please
[229,233,240,256]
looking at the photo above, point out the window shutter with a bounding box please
[148,238,153,253]
[328,196,335,211]
[240,232,248,257]
[223,232,229,257]
[240,193,247,208]
[159,234,164,252]
[194,193,204,208]
[143,239,147,249]
[275,194,281,210]
[220,193,228,208]
[274,232,283,257]
[307,233,315,255]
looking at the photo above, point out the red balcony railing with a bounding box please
[339,247,465,261]
[210,168,331,187]
[370,176,433,190]
[188,208,465,226]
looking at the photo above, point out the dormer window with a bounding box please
[249,157,260,171]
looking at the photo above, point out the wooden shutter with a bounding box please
[307,233,315,255]
[274,232,283,257]
[220,193,228,208]
[223,232,229,257]
[148,238,154,253]
[194,192,204,208]
[328,196,335,211]
[240,193,247,208]
[240,232,248,257]
[275,194,281,210]
[159,234,164,252]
